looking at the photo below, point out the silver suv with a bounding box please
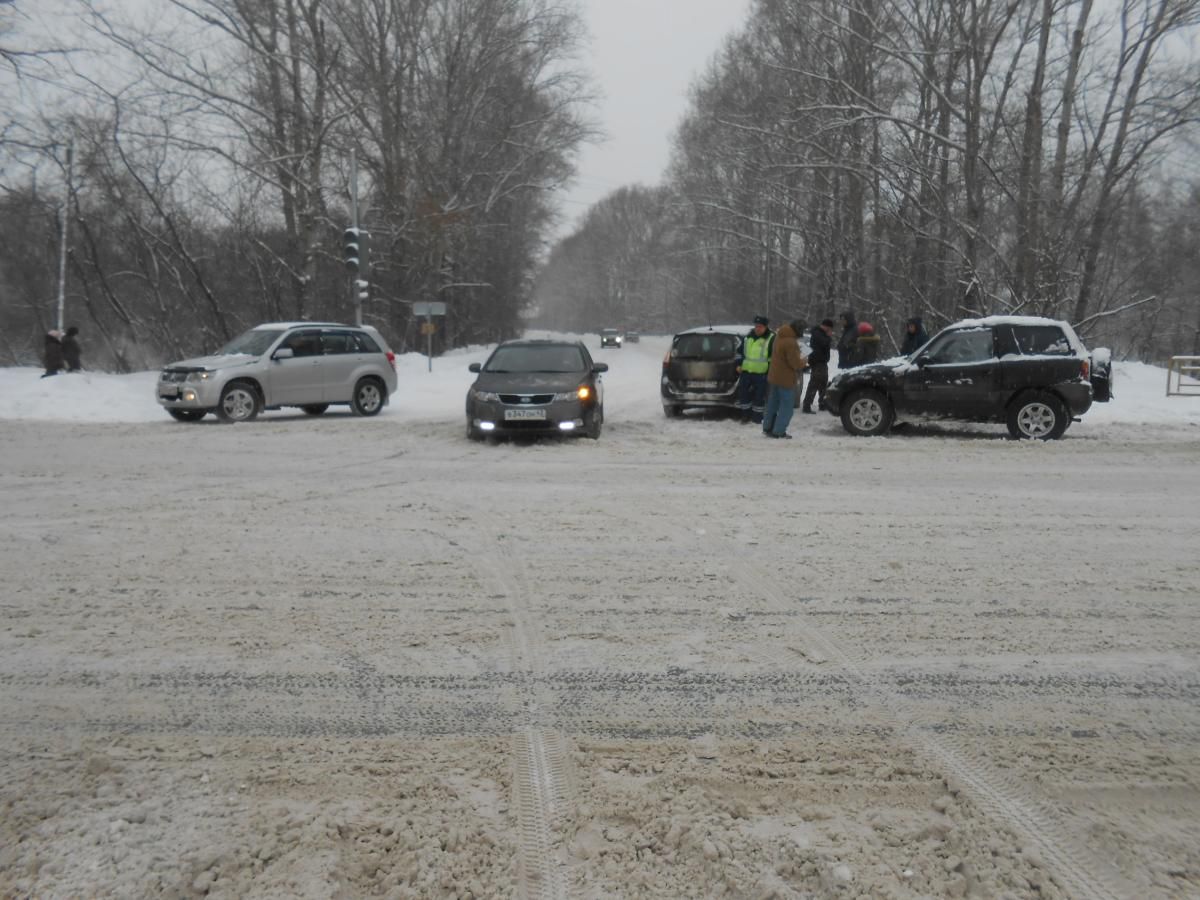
[157,322,398,422]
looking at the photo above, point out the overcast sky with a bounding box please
[558,0,751,235]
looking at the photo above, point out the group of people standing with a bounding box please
[734,311,929,438]
[42,327,83,377]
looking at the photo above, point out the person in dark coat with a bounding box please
[62,326,82,372]
[900,317,927,356]
[856,322,882,364]
[802,319,834,413]
[42,330,64,378]
[836,310,859,369]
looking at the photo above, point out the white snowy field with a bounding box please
[1,335,1199,899]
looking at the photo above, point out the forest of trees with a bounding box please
[2,0,1198,369]
[535,0,1200,361]
[0,0,592,369]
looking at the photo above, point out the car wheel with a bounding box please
[167,409,206,422]
[663,404,681,418]
[585,407,603,440]
[351,378,385,416]
[1006,391,1068,440]
[466,420,483,441]
[216,382,260,423]
[301,404,329,416]
[840,388,893,436]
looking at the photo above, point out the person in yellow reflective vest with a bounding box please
[735,315,775,424]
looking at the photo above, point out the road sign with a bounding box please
[420,322,438,336]
[413,301,446,317]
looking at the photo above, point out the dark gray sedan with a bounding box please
[466,340,608,440]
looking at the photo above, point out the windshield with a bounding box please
[484,344,586,374]
[219,329,284,357]
[671,333,738,361]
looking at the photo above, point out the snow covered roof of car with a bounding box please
[951,315,1070,329]
[675,324,753,336]
[945,315,1087,353]
[252,321,350,330]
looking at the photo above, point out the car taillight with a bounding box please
[1080,359,1089,380]
[386,350,396,371]
[663,352,670,368]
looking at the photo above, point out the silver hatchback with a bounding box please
[156,322,399,422]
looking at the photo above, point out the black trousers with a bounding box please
[803,363,828,409]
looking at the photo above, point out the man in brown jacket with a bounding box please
[762,319,808,439]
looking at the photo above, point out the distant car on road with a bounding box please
[825,316,1111,439]
[600,329,623,349]
[157,322,397,423]
[624,331,640,344]
[466,339,607,440]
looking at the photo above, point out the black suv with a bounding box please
[825,316,1111,439]
[600,329,623,349]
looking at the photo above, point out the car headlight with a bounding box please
[554,386,591,401]
[185,371,215,383]
[472,389,500,402]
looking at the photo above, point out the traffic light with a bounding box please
[343,227,360,272]
[343,227,370,273]
[355,279,370,302]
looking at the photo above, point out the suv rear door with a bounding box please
[902,326,1002,419]
[320,329,377,402]
[995,323,1085,395]
[665,331,740,396]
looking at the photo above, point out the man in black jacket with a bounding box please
[802,319,834,413]
[62,326,82,372]
[836,310,859,369]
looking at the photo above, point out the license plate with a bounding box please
[688,380,720,389]
[504,408,546,421]
[159,391,180,401]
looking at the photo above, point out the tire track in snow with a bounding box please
[632,508,1141,900]
[438,510,574,900]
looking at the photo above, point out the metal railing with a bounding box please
[1166,356,1200,397]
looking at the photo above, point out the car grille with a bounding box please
[499,393,554,405]
[502,419,555,430]
[161,370,189,383]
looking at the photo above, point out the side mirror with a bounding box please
[592,362,609,374]
[468,362,482,373]
[273,347,294,360]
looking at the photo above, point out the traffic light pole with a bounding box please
[350,150,361,326]
[56,140,73,333]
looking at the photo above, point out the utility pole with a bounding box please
[349,149,361,326]
[56,140,73,332]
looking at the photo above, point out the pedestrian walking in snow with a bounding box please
[42,330,64,378]
[836,310,859,369]
[762,319,808,439]
[855,322,881,364]
[62,326,82,372]
[735,315,774,424]
[900,317,927,356]
[802,319,834,413]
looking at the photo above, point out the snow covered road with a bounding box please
[1,337,1198,898]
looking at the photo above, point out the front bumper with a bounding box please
[156,378,222,409]
[468,397,590,435]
